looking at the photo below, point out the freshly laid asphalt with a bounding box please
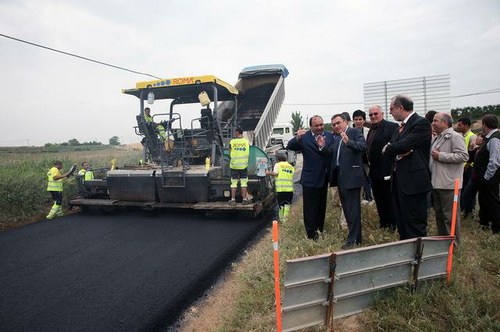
[0,209,269,331]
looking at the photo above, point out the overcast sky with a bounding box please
[1,0,499,146]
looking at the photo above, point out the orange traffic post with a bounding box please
[273,220,282,332]
[446,178,460,286]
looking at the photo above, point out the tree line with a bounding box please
[44,136,121,148]
[451,104,500,121]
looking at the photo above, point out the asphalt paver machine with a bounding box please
[70,65,289,215]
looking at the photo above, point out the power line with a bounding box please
[284,102,363,106]
[0,33,162,79]
[285,88,500,106]
[2,32,499,100]
[451,88,500,98]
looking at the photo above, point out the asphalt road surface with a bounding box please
[0,209,269,331]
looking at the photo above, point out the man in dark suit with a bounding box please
[287,115,335,240]
[383,95,432,240]
[366,105,399,230]
[328,113,366,248]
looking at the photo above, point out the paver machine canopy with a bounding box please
[123,75,240,170]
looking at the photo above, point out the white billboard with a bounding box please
[364,74,450,121]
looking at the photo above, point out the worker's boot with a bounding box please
[283,204,291,223]
[55,205,64,217]
[46,203,58,220]
[278,206,285,222]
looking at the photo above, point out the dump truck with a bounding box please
[70,64,289,215]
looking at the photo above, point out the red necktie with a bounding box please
[399,122,405,133]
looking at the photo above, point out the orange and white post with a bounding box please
[446,178,460,285]
[273,220,282,332]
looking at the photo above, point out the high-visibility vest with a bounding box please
[78,169,95,181]
[144,114,153,123]
[464,130,475,150]
[47,167,63,192]
[275,161,294,193]
[229,137,250,170]
[464,130,475,166]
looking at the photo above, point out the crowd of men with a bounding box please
[287,94,499,248]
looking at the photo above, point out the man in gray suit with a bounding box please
[329,113,367,249]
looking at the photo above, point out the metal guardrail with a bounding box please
[253,75,286,150]
[282,236,454,332]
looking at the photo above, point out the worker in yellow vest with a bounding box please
[144,107,175,150]
[457,117,478,217]
[78,162,95,181]
[267,153,295,222]
[144,107,167,139]
[229,127,250,205]
[46,161,75,220]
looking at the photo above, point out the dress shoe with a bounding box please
[341,243,355,250]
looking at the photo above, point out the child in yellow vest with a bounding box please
[267,153,294,222]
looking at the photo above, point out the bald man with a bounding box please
[430,112,468,241]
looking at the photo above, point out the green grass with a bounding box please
[213,199,500,332]
[0,146,141,231]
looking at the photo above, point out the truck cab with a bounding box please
[269,123,294,148]
[267,123,296,166]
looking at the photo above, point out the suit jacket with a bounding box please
[367,119,399,180]
[383,113,432,195]
[328,127,366,190]
[287,130,335,188]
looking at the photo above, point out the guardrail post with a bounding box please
[446,178,460,285]
[326,253,336,330]
[412,237,423,292]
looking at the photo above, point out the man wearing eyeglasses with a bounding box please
[328,113,366,249]
[366,105,399,230]
[383,95,432,240]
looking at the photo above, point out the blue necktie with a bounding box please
[336,137,342,167]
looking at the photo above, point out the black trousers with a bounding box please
[478,177,500,233]
[371,177,396,229]
[302,182,328,240]
[49,191,63,205]
[392,177,428,240]
[461,167,477,213]
[277,192,294,207]
[338,186,362,244]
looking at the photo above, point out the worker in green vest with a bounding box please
[46,161,75,220]
[229,127,250,205]
[78,162,95,181]
[144,107,167,140]
[457,117,478,217]
[267,153,295,222]
[144,107,176,151]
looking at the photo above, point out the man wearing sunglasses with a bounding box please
[366,105,399,231]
